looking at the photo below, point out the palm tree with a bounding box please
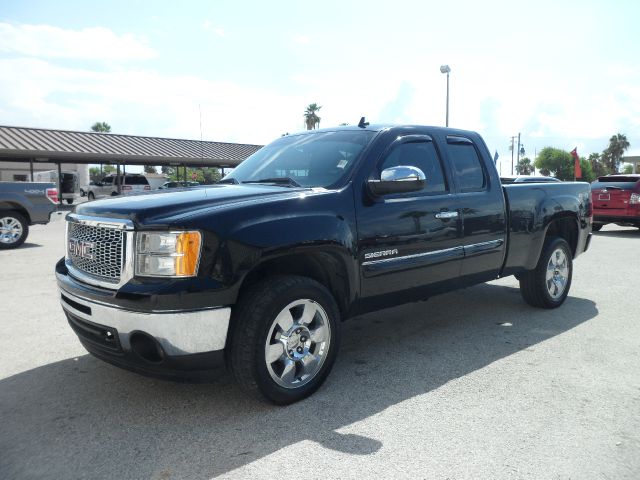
[304,103,322,130]
[602,133,630,173]
[91,122,112,133]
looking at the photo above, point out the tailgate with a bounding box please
[591,176,640,213]
[592,188,631,211]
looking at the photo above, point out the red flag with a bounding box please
[571,147,582,179]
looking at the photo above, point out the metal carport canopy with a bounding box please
[0,125,263,167]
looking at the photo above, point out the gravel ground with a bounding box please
[1,220,639,480]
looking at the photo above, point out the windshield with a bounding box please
[223,130,377,188]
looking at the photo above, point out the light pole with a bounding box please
[440,65,451,127]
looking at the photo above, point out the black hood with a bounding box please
[75,184,310,227]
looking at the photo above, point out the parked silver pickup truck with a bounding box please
[0,182,60,249]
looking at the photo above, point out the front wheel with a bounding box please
[87,192,95,201]
[592,223,603,232]
[229,275,341,404]
[65,198,74,205]
[0,210,29,249]
[519,236,573,309]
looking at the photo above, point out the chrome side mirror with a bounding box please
[368,166,426,196]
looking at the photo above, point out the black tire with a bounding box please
[519,236,573,309]
[0,210,29,249]
[592,223,603,232]
[229,275,341,405]
[88,192,95,201]
[65,198,74,205]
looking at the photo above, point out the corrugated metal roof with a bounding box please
[0,125,263,167]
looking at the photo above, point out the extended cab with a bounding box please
[1,181,60,248]
[56,125,592,404]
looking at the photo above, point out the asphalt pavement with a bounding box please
[1,219,639,479]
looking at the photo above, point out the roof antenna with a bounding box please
[358,117,369,128]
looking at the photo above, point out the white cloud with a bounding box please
[292,35,311,45]
[0,23,157,60]
[0,58,307,144]
[202,20,225,37]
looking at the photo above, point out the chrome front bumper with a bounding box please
[60,289,231,356]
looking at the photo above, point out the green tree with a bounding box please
[143,165,157,174]
[91,122,112,133]
[515,157,534,175]
[166,167,221,184]
[535,148,595,181]
[601,133,630,173]
[89,165,115,181]
[534,147,574,180]
[160,165,175,177]
[588,152,606,178]
[304,103,321,130]
[579,158,596,183]
[622,164,634,174]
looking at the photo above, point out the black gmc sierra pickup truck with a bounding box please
[56,125,592,404]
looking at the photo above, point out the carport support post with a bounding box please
[57,161,63,205]
[29,158,34,181]
[116,164,121,194]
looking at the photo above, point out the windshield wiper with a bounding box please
[242,177,302,187]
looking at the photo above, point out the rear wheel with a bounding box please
[87,192,95,201]
[229,275,340,404]
[65,198,74,205]
[0,211,28,249]
[519,236,573,309]
[592,223,603,231]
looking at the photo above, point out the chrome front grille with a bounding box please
[67,222,124,283]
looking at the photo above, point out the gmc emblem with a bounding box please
[68,238,96,260]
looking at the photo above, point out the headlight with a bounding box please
[136,231,202,277]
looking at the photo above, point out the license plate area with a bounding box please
[598,193,610,200]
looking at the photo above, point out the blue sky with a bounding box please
[1,0,639,174]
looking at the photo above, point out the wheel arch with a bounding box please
[543,214,580,257]
[238,250,354,319]
[0,202,31,224]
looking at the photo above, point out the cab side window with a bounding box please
[380,141,447,194]
[101,177,113,185]
[447,137,486,192]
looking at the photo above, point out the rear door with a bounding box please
[357,133,464,304]
[445,135,507,284]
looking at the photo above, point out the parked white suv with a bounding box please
[87,174,150,200]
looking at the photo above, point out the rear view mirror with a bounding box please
[368,166,426,196]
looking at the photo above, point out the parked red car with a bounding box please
[591,174,640,231]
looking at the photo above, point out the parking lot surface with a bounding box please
[1,220,639,479]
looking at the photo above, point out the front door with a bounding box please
[356,134,463,307]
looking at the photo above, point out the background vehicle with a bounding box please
[500,175,561,184]
[33,170,79,204]
[158,181,200,189]
[0,181,59,248]
[591,174,640,231]
[57,125,592,404]
[86,174,151,200]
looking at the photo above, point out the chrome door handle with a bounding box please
[435,211,459,219]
